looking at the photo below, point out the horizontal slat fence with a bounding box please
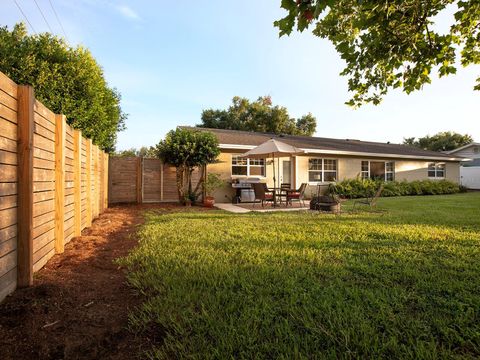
[108,157,201,204]
[0,71,108,302]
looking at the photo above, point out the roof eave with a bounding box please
[446,142,480,154]
[219,143,463,161]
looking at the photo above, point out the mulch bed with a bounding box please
[0,203,203,360]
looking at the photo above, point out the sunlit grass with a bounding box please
[121,193,480,359]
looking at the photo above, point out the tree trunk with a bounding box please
[176,165,186,204]
[192,165,205,201]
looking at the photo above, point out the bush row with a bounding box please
[328,178,463,199]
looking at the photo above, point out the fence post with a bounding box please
[73,130,82,236]
[136,157,143,204]
[17,85,34,287]
[54,114,66,254]
[86,139,92,227]
[160,162,164,201]
[93,145,98,218]
[103,153,108,209]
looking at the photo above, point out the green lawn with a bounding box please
[121,193,480,359]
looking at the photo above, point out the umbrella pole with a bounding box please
[272,154,276,207]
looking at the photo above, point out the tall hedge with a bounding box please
[0,23,125,152]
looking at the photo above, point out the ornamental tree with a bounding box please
[275,0,480,107]
[154,128,220,204]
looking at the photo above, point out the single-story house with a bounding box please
[447,142,480,189]
[184,127,465,203]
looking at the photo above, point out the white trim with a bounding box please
[446,142,480,154]
[219,143,464,161]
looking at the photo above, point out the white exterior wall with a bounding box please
[460,167,480,189]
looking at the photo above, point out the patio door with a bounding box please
[281,160,291,186]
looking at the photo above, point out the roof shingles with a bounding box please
[180,126,463,160]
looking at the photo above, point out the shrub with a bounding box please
[329,178,460,198]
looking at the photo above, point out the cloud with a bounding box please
[116,5,141,21]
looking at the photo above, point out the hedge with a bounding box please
[328,178,462,199]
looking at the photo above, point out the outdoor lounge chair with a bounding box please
[253,183,274,207]
[286,183,307,207]
[353,184,384,210]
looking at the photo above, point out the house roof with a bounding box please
[180,126,465,161]
[446,142,480,154]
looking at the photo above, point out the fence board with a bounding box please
[0,195,17,211]
[0,225,16,243]
[0,117,17,140]
[0,150,17,166]
[0,88,17,111]
[0,136,16,153]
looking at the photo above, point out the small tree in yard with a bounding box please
[155,128,220,204]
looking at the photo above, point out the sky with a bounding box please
[1,0,479,150]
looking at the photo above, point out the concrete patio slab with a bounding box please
[215,203,310,213]
[215,203,251,213]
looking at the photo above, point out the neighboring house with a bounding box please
[184,127,464,203]
[447,143,480,189]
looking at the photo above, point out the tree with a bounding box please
[198,96,317,136]
[403,131,473,151]
[114,148,138,157]
[275,1,480,107]
[0,23,125,152]
[154,128,220,204]
[114,146,156,158]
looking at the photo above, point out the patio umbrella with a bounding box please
[241,139,304,205]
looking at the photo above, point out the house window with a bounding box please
[428,162,445,178]
[361,161,369,179]
[324,159,337,181]
[361,161,395,181]
[232,156,265,177]
[474,147,479,154]
[308,158,337,183]
[385,162,395,181]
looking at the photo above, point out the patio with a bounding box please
[215,202,309,213]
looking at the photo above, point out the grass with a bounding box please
[120,193,480,359]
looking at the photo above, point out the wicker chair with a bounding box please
[253,183,274,208]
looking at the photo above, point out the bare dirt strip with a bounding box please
[0,204,169,359]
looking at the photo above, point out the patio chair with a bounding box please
[279,183,291,204]
[286,183,307,207]
[353,184,384,210]
[253,183,274,208]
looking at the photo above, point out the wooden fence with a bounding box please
[108,157,202,204]
[0,71,108,302]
